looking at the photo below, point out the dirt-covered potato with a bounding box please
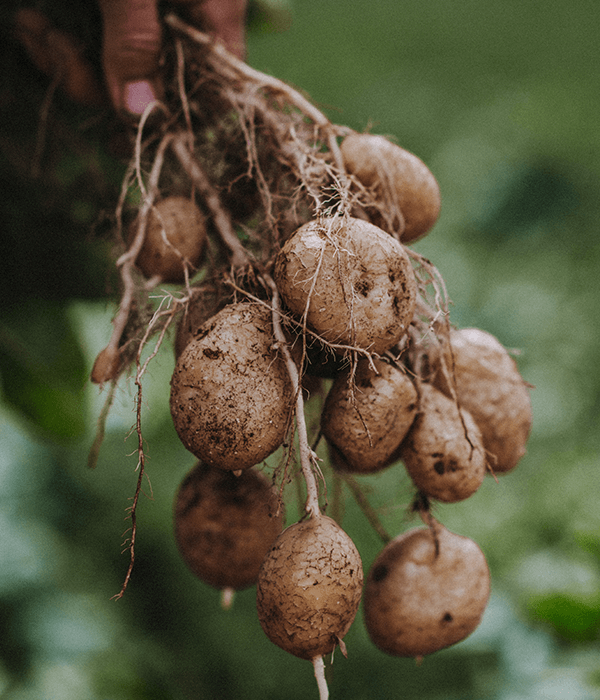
[430,327,532,473]
[321,358,418,473]
[274,217,417,354]
[174,285,228,359]
[132,196,207,283]
[256,515,363,660]
[340,133,441,243]
[363,524,490,658]
[174,462,283,590]
[170,302,294,471]
[399,383,487,502]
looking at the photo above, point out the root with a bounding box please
[264,272,321,519]
[312,655,329,700]
[334,466,393,545]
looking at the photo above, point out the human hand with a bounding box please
[15,0,248,116]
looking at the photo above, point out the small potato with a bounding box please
[256,515,363,660]
[322,358,418,473]
[341,133,441,243]
[170,302,294,471]
[363,525,490,658]
[174,462,284,591]
[430,327,532,473]
[274,217,417,354]
[132,196,207,283]
[399,383,487,502]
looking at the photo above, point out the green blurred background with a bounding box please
[1,0,599,697]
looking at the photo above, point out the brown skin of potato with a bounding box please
[256,515,363,660]
[340,134,441,243]
[174,286,230,359]
[174,462,284,590]
[133,196,207,283]
[274,217,417,355]
[364,525,490,658]
[399,383,487,502]
[321,358,418,473]
[170,302,294,471]
[430,328,532,474]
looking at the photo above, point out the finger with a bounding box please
[14,8,105,106]
[98,0,164,115]
[175,0,248,59]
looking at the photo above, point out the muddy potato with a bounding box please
[341,133,441,243]
[174,462,284,590]
[430,328,532,473]
[364,525,490,658]
[174,285,228,359]
[256,515,363,660]
[132,196,207,283]
[400,383,487,502]
[274,217,417,354]
[170,302,294,471]
[322,358,418,473]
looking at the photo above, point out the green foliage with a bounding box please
[528,592,600,643]
[0,301,88,438]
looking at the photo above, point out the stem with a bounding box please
[336,467,392,545]
[171,134,249,268]
[263,273,321,519]
[165,15,330,127]
[165,14,351,190]
[312,656,329,700]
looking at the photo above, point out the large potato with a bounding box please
[341,133,441,243]
[322,358,418,473]
[256,515,363,660]
[399,383,487,502]
[274,217,417,354]
[363,525,490,658]
[174,462,284,590]
[174,285,228,359]
[170,302,294,471]
[430,327,532,473]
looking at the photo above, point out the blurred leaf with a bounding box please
[0,300,87,439]
[527,592,600,643]
[574,531,600,567]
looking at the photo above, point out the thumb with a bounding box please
[99,0,164,115]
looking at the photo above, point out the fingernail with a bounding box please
[123,80,157,116]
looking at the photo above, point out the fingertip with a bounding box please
[123,79,159,115]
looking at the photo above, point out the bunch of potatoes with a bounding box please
[132,133,532,679]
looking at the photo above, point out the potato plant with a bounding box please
[88,12,532,699]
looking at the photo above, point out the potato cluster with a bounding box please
[90,32,533,697]
[163,138,531,675]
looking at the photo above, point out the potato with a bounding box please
[399,383,487,502]
[132,196,207,283]
[170,302,294,471]
[363,525,490,658]
[174,285,226,359]
[256,515,363,660]
[340,133,441,243]
[174,462,284,590]
[321,358,418,473]
[430,327,532,473]
[274,217,417,354]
